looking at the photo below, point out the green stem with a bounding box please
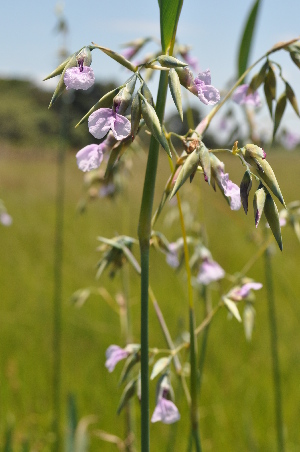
[264,246,285,452]
[198,286,212,396]
[175,190,201,451]
[52,98,68,451]
[137,70,169,452]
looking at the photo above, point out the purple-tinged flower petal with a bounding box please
[122,47,136,60]
[88,108,114,139]
[112,113,131,140]
[280,130,300,150]
[197,259,225,285]
[88,108,131,141]
[194,69,211,86]
[166,243,180,268]
[0,212,12,226]
[197,85,220,105]
[230,282,263,301]
[193,69,220,106]
[220,172,241,210]
[105,345,129,372]
[151,397,180,424]
[232,84,261,107]
[76,144,103,172]
[181,52,199,72]
[64,67,95,90]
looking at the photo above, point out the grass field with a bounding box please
[0,144,300,451]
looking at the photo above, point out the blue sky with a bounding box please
[2,0,300,133]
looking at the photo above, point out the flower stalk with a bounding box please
[175,188,201,451]
[264,246,285,452]
[137,70,169,452]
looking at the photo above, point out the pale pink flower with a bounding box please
[220,171,241,211]
[229,282,263,301]
[280,130,300,150]
[105,345,129,372]
[166,242,180,268]
[64,66,95,90]
[197,259,225,285]
[232,84,261,107]
[88,108,131,140]
[194,70,220,105]
[151,397,180,424]
[76,144,103,172]
[180,51,200,72]
[0,212,12,226]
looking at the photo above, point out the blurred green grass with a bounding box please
[0,146,300,451]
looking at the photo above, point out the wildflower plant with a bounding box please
[44,0,300,450]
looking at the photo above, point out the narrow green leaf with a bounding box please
[75,87,121,127]
[248,61,268,93]
[264,191,283,250]
[43,55,72,81]
[168,68,183,121]
[264,65,276,117]
[238,0,262,78]
[117,379,137,415]
[92,44,137,72]
[159,0,184,53]
[119,353,140,385]
[223,297,242,322]
[150,357,171,380]
[273,92,287,137]
[170,149,200,198]
[49,55,77,108]
[285,82,300,117]
[290,50,300,69]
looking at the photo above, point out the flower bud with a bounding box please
[113,76,137,115]
[76,46,92,70]
[241,144,266,159]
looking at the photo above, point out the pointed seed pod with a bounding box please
[170,148,200,198]
[264,191,283,250]
[240,170,252,214]
[253,184,266,227]
[168,68,183,121]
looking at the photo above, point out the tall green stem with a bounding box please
[175,194,201,451]
[52,99,68,451]
[137,70,169,452]
[264,246,285,452]
[198,286,211,396]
